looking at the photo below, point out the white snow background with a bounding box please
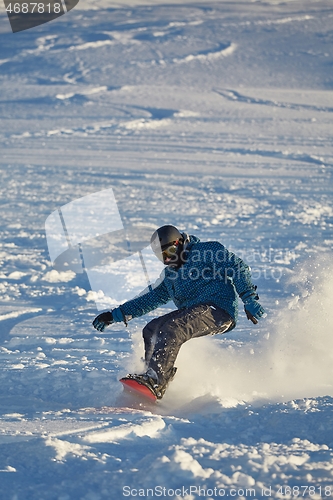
[0,0,333,498]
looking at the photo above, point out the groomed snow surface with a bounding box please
[0,0,333,498]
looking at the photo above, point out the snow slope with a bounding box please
[0,0,333,498]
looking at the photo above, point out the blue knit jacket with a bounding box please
[113,235,257,326]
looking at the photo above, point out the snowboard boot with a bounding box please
[125,367,177,400]
[150,366,177,399]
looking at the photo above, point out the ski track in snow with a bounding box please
[0,0,333,498]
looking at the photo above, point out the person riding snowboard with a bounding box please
[92,225,266,399]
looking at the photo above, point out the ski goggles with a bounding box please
[154,241,180,261]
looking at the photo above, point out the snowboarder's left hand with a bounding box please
[92,311,114,332]
[244,300,266,324]
[245,307,260,324]
[241,287,266,324]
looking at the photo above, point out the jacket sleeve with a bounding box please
[118,276,171,321]
[215,243,256,298]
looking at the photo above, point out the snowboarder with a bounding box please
[92,225,266,399]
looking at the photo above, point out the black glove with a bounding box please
[92,311,114,332]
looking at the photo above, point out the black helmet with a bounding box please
[150,225,184,263]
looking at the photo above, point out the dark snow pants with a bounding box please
[142,303,235,386]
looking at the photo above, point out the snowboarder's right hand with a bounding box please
[92,311,114,332]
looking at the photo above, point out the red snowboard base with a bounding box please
[120,377,157,402]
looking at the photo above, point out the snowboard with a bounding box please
[120,376,157,402]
